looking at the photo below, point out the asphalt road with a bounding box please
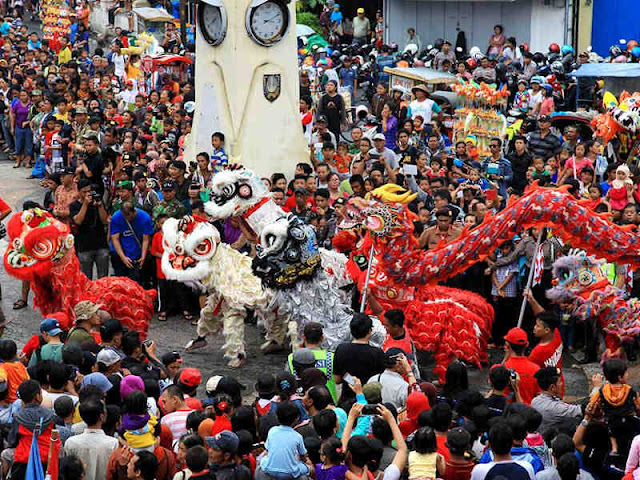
[0,157,592,400]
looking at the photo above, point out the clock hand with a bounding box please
[261,15,279,24]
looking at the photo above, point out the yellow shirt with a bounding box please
[408,451,437,480]
[58,47,72,65]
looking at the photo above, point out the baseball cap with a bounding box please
[316,115,328,124]
[120,375,145,398]
[100,318,124,338]
[133,171,146,183]
[81,372,113,392]
[205,431,239,454]
[373,133,386,141]
[74,300,101,321]
[334,197,347,206]
[162,180,177,191]
[294,187,308,195]
[362,382,382,404]
[75,106,87,114]
[161,351,182,366]
[40,317,62,336]
[177,368,202,388]
[126,79,134,85]
[538,115,552,123]
[292,348,316,367]
[357,7,365,13]
[504,327,528,345]
[97,348,121,367]
[205,375,246,401]
[116,180,134,190]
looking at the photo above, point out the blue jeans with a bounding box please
[14,126,33,157]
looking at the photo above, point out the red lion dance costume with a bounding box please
[3,209,156,335]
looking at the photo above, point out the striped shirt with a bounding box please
[527,130,562,160]
[160,408,194,443]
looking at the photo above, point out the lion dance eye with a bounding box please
[32,239,56,259]
[194,239,213,256]
[175,245,184,255]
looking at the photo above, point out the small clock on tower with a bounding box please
[246,0,290,47]
[199,0,227,46]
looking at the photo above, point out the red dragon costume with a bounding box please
[3,208,156,335]
[337,184,640,380]
[333,186,494,380]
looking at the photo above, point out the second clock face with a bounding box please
[247,0,289,46]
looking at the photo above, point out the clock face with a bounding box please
[199,1,226,46]
[247,0,289,46]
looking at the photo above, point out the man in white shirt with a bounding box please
[471,423,534,480]
[64,399,118,480]
[367,349,416,410]
[409,84,441,123]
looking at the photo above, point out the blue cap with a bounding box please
[81,372,113,393]
[40,317,62,336]
[205,431,239,454]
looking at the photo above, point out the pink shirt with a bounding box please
[160,409,194,444]
[564,157,593,179]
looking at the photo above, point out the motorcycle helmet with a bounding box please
[465,58,477,70]
[532,52,546,64]
[550,61,564,75]
[632,46,640,58]
[530,75,544,85]
[548,43,560,53]
[469,46,482,58]
[403,43,418,55]
[609,45,622,58]
[627,40,639,51]
[434,38,445,50]
[541,83,553,94]
[561,44,574,56]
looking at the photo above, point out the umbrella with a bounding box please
[26,425,45,480]
[296,24,315,37]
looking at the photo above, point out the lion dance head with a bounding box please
[4,209,75,282]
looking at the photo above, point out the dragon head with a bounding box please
[546,253,607,304]
[3,209,75,282]
[161,216,220,283]
[203,165,269,220]
[252,214,321,288]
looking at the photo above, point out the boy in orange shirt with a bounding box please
[0,340,29,403]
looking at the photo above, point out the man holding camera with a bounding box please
[70,179,109,280]
[502,328,541,405]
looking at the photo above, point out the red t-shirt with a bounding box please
[436,433,451,461]
[151,231,165,279]
[504,356,541,405]
[282,195,315,213]
[528,329,563,369]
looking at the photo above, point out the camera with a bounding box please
[90,190,102,203]
[362,404,381,415]
[509,369,517,381]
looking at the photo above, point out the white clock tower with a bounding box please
[190,0,308,177]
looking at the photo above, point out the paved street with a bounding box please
[0,158,593,400]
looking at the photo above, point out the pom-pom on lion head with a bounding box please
[204,165,269,220]
[3,209,74,282]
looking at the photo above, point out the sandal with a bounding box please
[157,312,167,322]
[12,299,27,310]
[12,164,20,168]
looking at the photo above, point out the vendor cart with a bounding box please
[383,67,457,94]
[141,54,194,90]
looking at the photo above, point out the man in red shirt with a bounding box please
[503,328,541,405]
[529,311,563,369]
[282,174,315,212]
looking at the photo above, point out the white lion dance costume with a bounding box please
[161,216,270,367]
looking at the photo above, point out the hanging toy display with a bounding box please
[41,0,72,41]
[451,79,509,157]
